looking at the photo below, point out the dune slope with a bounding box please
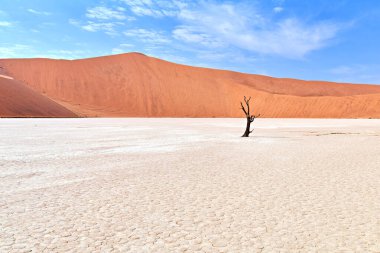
[0,71,77,118]
[0,53,379,118]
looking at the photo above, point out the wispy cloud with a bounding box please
[330,65,380,84]
[0,21,12,27]
[27,9,51,16]
[173,1,340,58]
[273,7,284,13]
[82,21,119,33]
[84,22,123,36]
[173,26,225,48]
[69,19,124,36]
[0,44,31,58]
[122,0,180,17]
[124,29,171,44]
[70,6,135,36]
[86,6,133,20]
[119,0,341,58]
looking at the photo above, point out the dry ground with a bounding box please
[1,118,380,252]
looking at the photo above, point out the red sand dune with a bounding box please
[1,53,380,118]
[0,70,77,118]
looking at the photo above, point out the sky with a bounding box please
[1,0,380,84]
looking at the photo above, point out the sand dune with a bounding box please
[1,53,380,118]
[0,70,77,118]
[0,74,13,80]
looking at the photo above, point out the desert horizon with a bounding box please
[1,52,380,119]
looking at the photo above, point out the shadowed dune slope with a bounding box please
[0,71,77,118]
[1,53,380,118]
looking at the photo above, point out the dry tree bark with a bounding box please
[241,96,260,137]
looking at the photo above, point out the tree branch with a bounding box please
[240,102,248,115]
[244,96,251,115]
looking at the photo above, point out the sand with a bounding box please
[1,118,380,252]
[1,53,380,118]
[0,74,13,80]
[0,74,77,118]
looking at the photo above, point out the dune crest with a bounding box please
[1,53,380,118]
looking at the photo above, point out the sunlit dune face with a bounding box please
[0,74,13,80]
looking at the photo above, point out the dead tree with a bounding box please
[241,96,260,137]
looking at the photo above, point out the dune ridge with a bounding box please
[0,53,380,118]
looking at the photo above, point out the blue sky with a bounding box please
[1,0,380,84]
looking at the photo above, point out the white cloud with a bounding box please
[122,0,180,17]
[0,44,31,58]
[124,29,171,43]
[174,1,340,58]
[129,6,163,17]
[330,65,380,84]
[69,19,123,36]
[248,19,338,58]
[66,0,343,61]
[86,6,132,20]
[273,7,284,13]
[120,43,134,48]
[82,21,121,35]
[70,6,135,36]
[0,21,12,27]
[28,9,51,16]
[173,26,225,48]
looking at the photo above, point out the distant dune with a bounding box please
[1,53,380,118]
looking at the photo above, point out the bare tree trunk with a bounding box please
[242,117,251,137]
[240,96,260,137]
